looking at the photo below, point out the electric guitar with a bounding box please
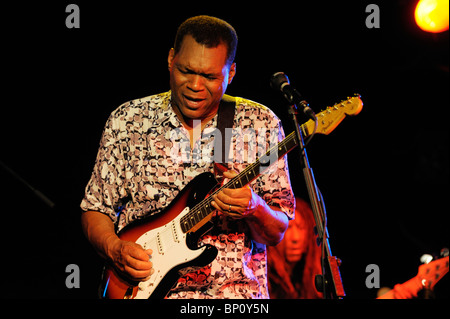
[377,255,449,299]
[100,95,364,299]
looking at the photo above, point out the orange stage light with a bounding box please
[414,0,449,33]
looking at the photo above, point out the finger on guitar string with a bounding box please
[121,256,154,281]
[144,249,153,260]
[125,243,152,261]
[212,186,253,212]
[222,169,238,179]
[114,240,154,281]
[124,264,154,281]
[126,254,153,271]
[211,196,246,220]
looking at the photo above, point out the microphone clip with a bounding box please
[288,95,316,122]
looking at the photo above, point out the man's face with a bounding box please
[168,35,236,122]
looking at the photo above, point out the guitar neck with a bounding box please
[180,130,299,233]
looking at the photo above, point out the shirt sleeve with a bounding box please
[80,112,127,224]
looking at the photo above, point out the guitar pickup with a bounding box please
[156,232,164,255]
[171,221,180,243]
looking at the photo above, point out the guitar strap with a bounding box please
[215,94,236,166]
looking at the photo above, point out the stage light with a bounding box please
[414,0,449,33]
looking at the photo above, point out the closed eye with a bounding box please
[177,65,218,80]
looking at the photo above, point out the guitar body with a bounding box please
[100,172,219,299]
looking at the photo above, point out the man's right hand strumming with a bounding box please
[107,238,154,282]
[81,210,154,282]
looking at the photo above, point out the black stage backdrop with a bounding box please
[1,0,448,303]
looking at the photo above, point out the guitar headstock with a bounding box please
[302,94,363,137]
[417,256,449,290]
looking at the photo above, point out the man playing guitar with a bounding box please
[80,15,295,299]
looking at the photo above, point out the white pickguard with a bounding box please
[133,207,207,299]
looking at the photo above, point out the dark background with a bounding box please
[1,1,448,300]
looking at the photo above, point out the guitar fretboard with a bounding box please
[180,130,299,233]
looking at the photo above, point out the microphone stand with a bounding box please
[288,102,345,299]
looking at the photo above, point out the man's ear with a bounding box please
[168,48,175,71]
[228,62,236,84]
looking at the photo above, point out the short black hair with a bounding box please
[174,15,238,66]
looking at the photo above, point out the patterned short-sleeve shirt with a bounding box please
[80,91,295,299]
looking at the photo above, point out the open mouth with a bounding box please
[184,95,205,102]
[183,95,206,107]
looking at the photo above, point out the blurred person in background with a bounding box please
[268,197,323,299]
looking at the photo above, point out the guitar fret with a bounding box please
[196,210,202,222]
[200,204,208,219]
[191,213,198,224]
[184,218,192,232]
[250,167,257,180]
[243,171,250,184]
[205,202,212,215]
[281,140,289,153]
[187,215,193,229]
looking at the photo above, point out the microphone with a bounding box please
[270,72,316,121]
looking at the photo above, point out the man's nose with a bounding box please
[187,74,204,92]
